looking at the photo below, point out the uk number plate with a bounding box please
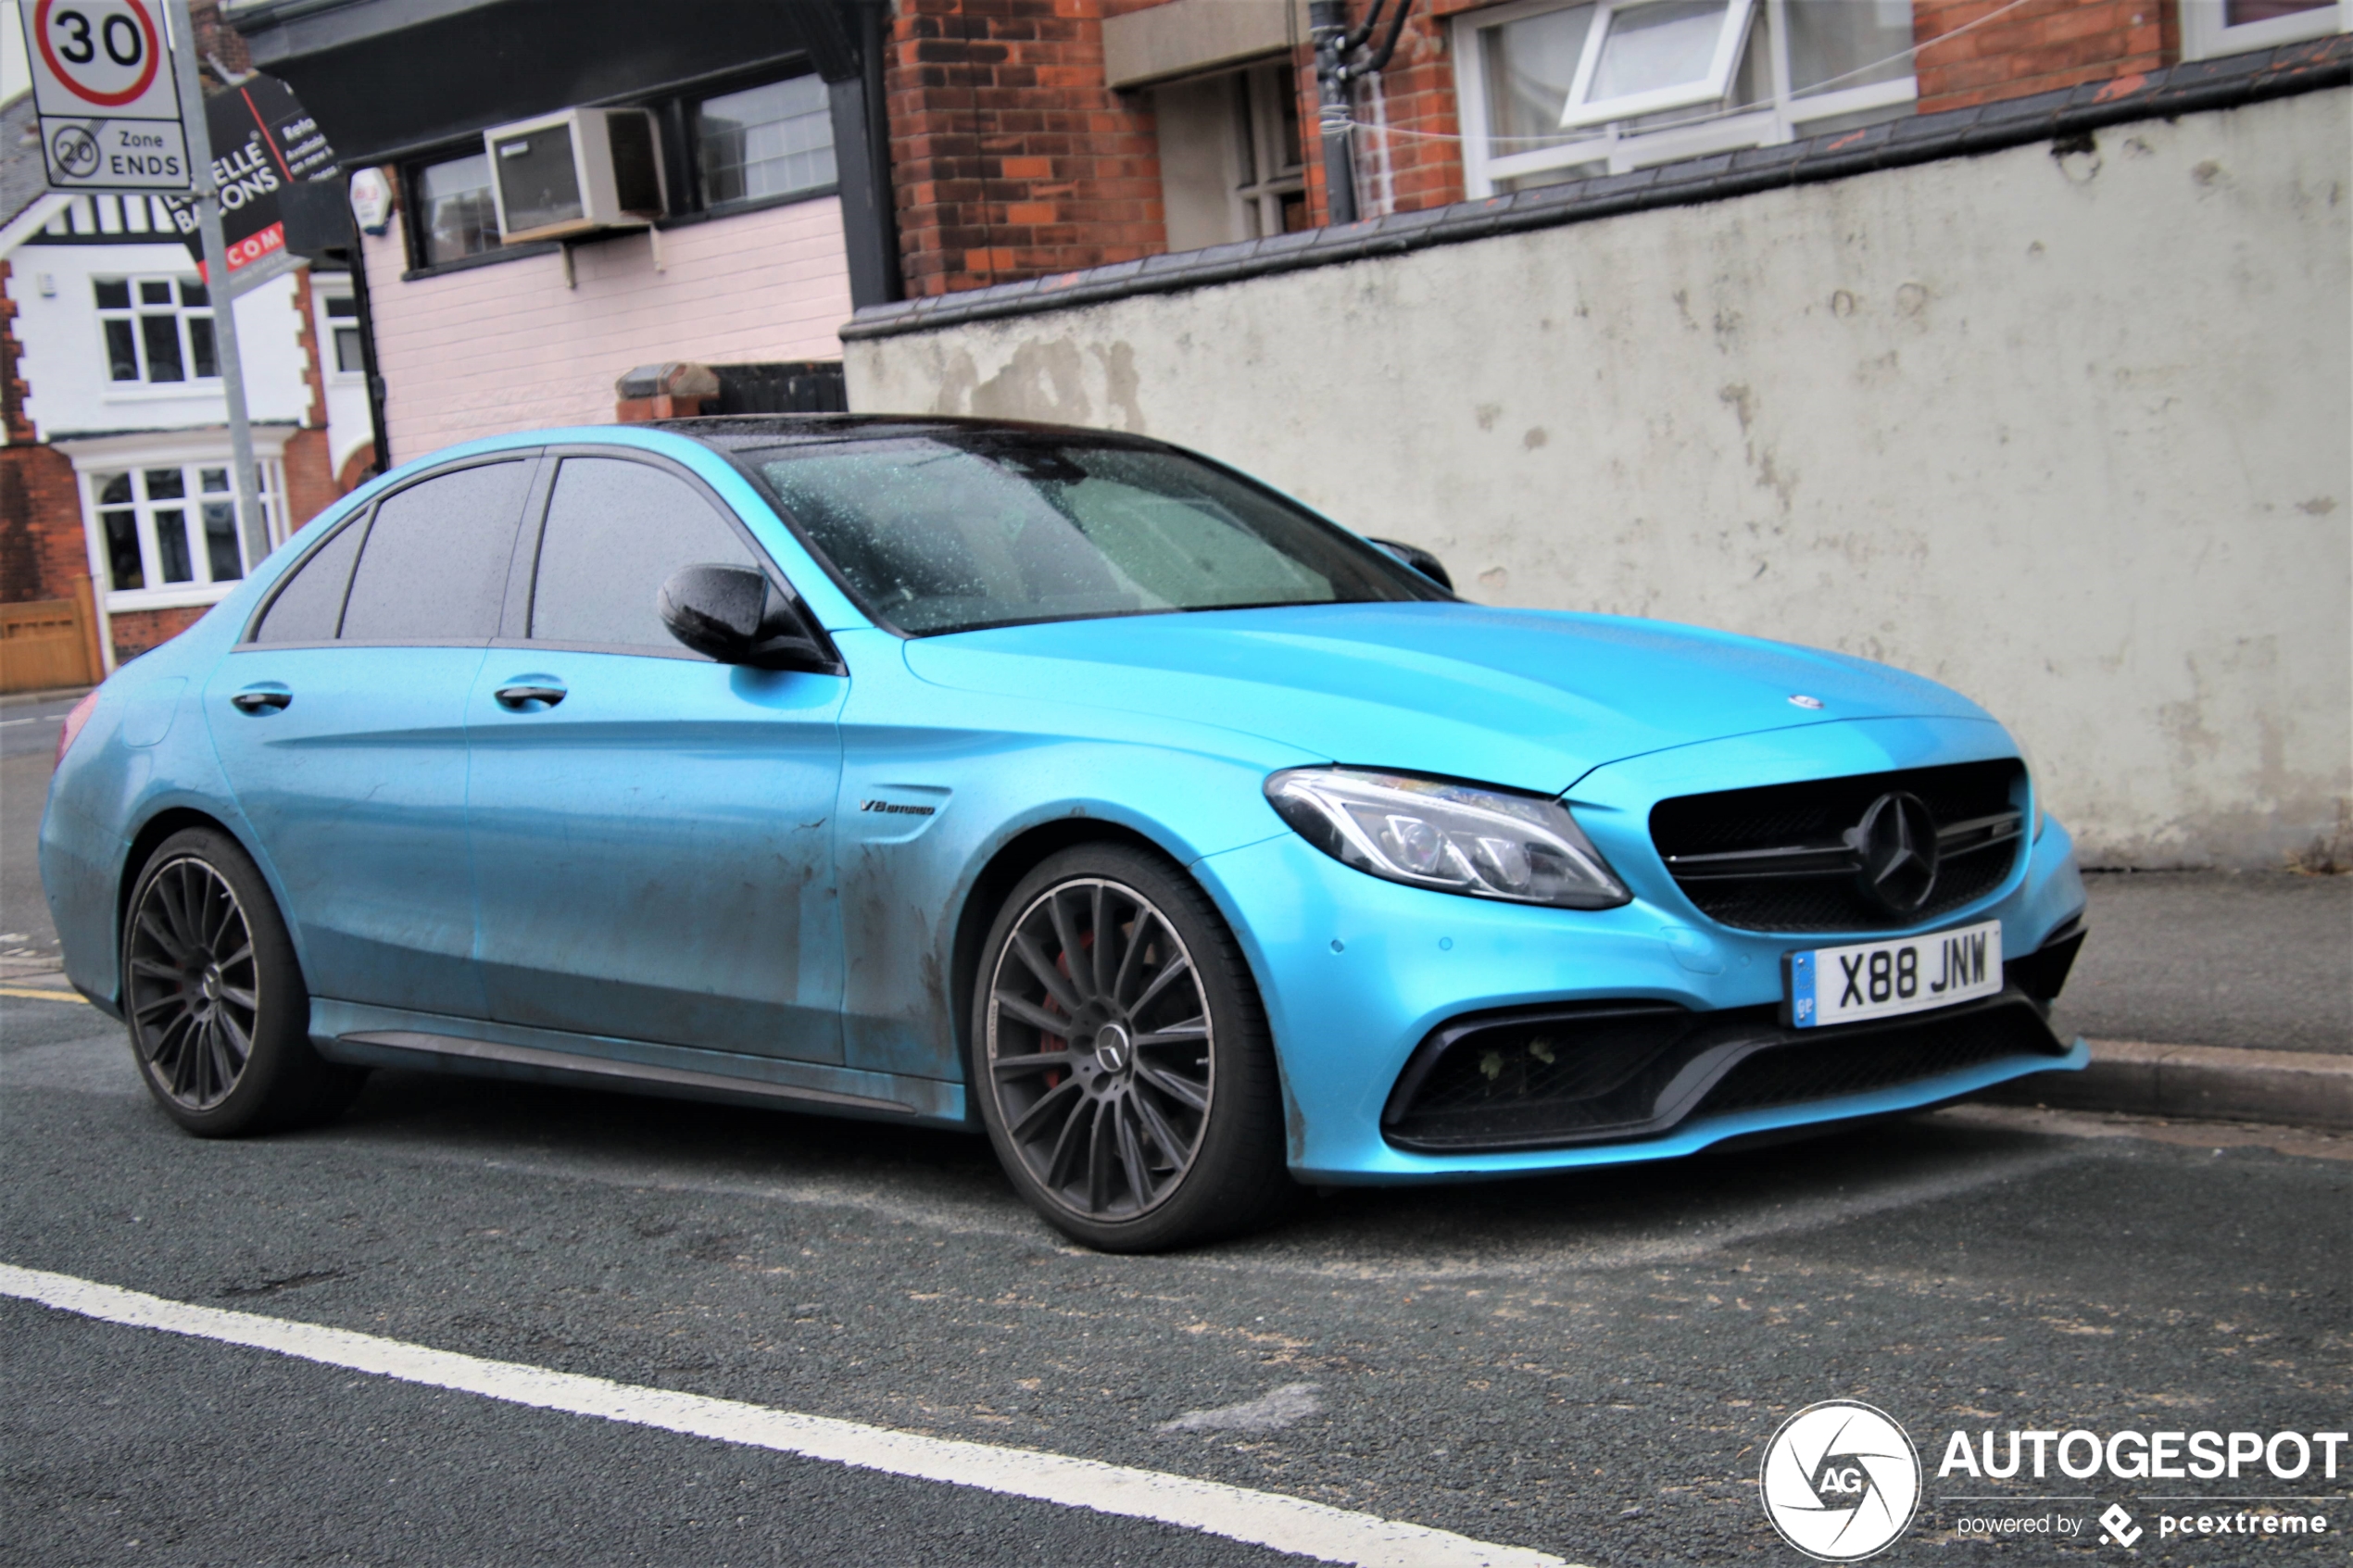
[1787,919,2003,1028]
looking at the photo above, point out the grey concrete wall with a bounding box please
[846,90,2352,870]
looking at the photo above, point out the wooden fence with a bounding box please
[0,579,102,694]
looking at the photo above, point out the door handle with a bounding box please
[495,684,567,710]
[230,687,292,714]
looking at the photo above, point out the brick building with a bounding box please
[878,0,2348,295]
[1,18,372,686]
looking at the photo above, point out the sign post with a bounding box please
[161,0,266,567]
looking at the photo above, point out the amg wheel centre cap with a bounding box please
[1851,790,1940,915]
[199,965,223,1002]
[1092,1023,1130,1074]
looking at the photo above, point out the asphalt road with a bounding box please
[4,988,2347,1566]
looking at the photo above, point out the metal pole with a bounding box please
[165,0,267,568]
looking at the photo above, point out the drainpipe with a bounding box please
[1310,0,1357,227]
[1313,0,1415,228]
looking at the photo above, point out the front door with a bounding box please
[465,451,849,1062]
[204,456,535,1016]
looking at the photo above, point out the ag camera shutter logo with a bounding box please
[1761,1400,1922,1561]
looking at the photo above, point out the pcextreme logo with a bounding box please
[1761,1400,1923,1562]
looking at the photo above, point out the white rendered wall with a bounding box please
[9,245,314,439]
[847,91,2352,870]
[359,195,855,463]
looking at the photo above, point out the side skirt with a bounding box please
[310,1000,967,1128]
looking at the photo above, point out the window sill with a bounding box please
[101,382,227,402]
[399,239,563,282]
[106,584,239,615]
[656,184,841,232]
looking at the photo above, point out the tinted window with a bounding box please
[529,458,761,649]
[252,518,366,643]
[339,461,530,643]
[745,435,1444,635]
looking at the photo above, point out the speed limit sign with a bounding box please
[21,0,191,190]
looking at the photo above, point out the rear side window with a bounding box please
[251,518,365,643]
[528,457,761,650]
[339,460,532,643]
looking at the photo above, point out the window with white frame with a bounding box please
[1454,0,1917,194]
[94,275,217,385]
[1155,61,1308,253]
[319,290,363,375]
[89,463,282,605]
[2181,0,2346,59]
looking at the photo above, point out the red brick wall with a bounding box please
[108,606,209,662]
[0,446,89,608]
[1,259,93,608]
[1915,0,2175,114]
[280,428,339,537]
[887,0,1167,295]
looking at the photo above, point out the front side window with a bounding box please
[410,151,499,266]
[94,276,216,385]
[1457,0,1916,193]
[90,463,276,602]
[528,457,761,650]
[339,460,532,642]
[696,75,837,207]
[741,434,1444,636]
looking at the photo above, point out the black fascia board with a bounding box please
[231,0,840,168]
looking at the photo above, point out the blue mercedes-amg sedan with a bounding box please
[40,416,2088,1251]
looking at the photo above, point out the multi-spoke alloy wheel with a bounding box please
[987,877,1213,1221]
[122,827,361,1135]
[974,846,1290,1251]
[127,855,259,1111]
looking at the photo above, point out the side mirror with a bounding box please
[658,563,837,672]
[1370,537,1453,592]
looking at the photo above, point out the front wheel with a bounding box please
[971,845,1292,1252]
[122,826,363,1135]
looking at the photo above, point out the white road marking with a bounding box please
[0,1263,1571,1568]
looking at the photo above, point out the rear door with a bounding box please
[463,449,849,1062]
[204,455,535,1015]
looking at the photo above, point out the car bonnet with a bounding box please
[900,600,1991,796]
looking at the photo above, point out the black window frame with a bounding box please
[493,444,843,672]
[398,142,510,274]
[238,453,541,649]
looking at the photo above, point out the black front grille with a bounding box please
[1696,1000,2058,1117]
[1381,991,2067,1154]
[1650,759,2025,933]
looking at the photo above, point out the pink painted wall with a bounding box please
[359,194,854,462]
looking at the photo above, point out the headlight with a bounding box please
[1265,767,1629,909]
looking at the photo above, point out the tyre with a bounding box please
[971,844,1293,1251]
[121,826,364,1135]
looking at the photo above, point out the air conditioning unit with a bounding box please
[484,107,665,243]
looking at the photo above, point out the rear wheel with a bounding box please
[122,827,363,1135]
[972,845,1292,1251]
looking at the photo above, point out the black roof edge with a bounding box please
[842,33,2350,344]
[648,412,1174,447]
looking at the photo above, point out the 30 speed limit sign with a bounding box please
[21,0,193,191]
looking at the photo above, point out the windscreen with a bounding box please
[739,434,1445,635]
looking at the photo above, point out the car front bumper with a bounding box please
[1193,745,2088,1185]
